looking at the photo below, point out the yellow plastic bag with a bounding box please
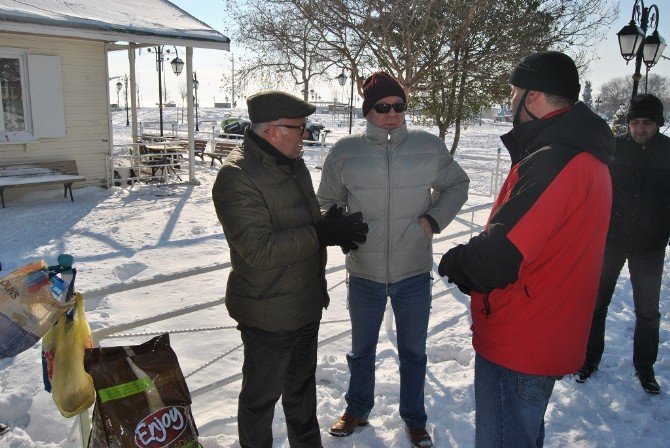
[51,293,95,418]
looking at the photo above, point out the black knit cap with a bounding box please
[246,90,316,123]
[362,72,407,116]
[508,51,581,101]
[627,93,664,126]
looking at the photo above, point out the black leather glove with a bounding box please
[314,205,368,250]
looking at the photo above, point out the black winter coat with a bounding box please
[607,131,670,253]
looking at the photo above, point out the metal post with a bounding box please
[156,46,164,136]
[231,55,235,108]
[194,71,200,132]
[631,6,650,99]
[124,74,129,126]
[348,73,354,134]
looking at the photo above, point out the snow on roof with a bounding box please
[0,0,230,50]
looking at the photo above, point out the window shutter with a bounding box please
[27,55,66,138]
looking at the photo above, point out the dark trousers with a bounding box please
[584,244,664,374]
[237,321,321,448]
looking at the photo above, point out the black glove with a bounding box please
[447,277,471,295]
[437,252,449,278]
[314,205,369,250]
[439,251,471,295]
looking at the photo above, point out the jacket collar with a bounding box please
[247,128,294,165]
[365,120,408,147]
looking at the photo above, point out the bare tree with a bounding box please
[224,0,336,99]
[599,74,670,119]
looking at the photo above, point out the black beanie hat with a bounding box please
[508,51,580,101]
[362,72,407,116]
[626,94,664,126]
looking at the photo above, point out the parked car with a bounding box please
[221,117,250,136]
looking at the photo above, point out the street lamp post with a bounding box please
[124,74,129,126]
[595,97,603,115]
[194,71,200,132]
[617,0,666,99]
[115,81,122,110]
[348,73,355,134]
[336,72,347,123]
[147,46,184,136]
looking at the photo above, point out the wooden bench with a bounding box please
[0,160,86,208]
[194,139,208,161]
[203,141,239,166]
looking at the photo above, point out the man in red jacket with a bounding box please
[438,51,614,447]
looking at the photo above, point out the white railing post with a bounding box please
[493,147,502,195]
[211,126,216,152]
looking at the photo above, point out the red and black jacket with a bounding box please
[442,102,614,376]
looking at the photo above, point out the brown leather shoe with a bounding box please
[406,426,433,448]
[329,413,369,437]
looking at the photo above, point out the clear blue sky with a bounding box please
[108,0,670,107]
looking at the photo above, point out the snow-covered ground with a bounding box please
[0,108,668,447]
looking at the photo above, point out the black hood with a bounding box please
[501,102,614,166]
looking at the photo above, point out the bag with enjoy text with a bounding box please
[84,333,201,448]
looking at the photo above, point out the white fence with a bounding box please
[69,200,491,446]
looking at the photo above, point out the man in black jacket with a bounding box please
[576,94,670,394]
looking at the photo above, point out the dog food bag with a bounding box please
[84,333,201,448]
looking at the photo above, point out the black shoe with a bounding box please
[636,372,660,395]
[575,363,598,383]
[0,423,8,436]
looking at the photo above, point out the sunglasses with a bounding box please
[373,102,407,114]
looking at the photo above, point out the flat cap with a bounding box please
[246,90,316,123]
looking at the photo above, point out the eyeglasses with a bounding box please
[274,123,307,133]
[373,102,407,114]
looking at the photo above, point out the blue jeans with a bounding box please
[584,244,664,374]
[475,354,556,448]
[345,273,431,429]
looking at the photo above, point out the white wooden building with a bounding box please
[0,0,230,200]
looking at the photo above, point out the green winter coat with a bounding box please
[212,131,328,331]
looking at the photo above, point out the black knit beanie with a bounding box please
[362,72,407,116]
[627,94,664,126]
[508,51,580,101]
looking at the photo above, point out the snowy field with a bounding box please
[0,108,669,447]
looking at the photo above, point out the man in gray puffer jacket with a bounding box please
[318,72,469,447]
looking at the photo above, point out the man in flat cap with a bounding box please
[212,90,368,447]
[577,93,670,395]
[438,51,613,446]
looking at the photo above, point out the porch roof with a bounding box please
[0,0,230,50]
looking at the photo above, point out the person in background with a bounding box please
[438,51,614,447]
[576,94,669,395]
[212,90,368,448]
[318,72,469,448]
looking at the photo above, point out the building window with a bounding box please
[0,57,26,133]
[0,48,33,142]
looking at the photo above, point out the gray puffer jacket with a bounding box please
[318,121,469,283]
